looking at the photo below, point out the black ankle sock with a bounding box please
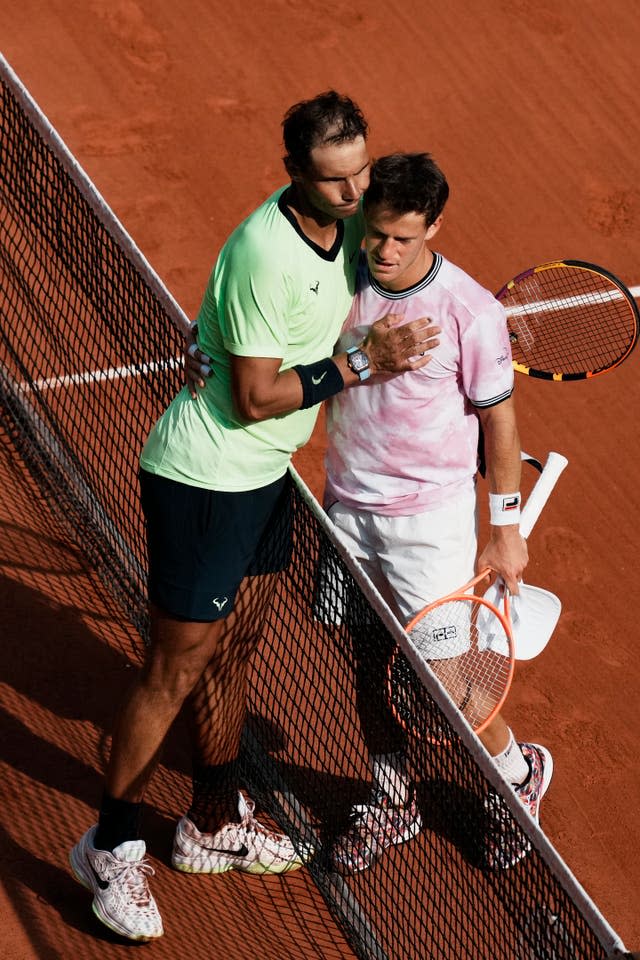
[188,759,240,833]
[94,791,142,852]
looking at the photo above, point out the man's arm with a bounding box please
[233,313,440,420]
[187,313,441,415]
[476,397,528,594]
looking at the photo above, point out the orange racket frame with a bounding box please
[388,570,514,738]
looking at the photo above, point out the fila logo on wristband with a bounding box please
[489,491,521,525]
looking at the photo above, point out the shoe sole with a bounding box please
[172,855,305,876]
[69,844,163,942]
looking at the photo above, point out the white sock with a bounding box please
[371,753,410,805]
[492,732,529,786]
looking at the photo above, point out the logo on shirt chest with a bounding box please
[309,281,320,295]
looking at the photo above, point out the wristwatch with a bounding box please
[346,345,371,381]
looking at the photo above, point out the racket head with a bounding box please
[388,591,515,738]
[496,260,639,381]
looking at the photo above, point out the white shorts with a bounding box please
[325,490,477,658]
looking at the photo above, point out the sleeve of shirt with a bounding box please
[461,300,515,408]
[204,228,293,359]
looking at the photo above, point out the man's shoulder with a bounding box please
[215,188,294,280]
[436,256,503,318]
[229,187,288,245]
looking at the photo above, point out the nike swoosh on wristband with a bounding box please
[311,372,327,385]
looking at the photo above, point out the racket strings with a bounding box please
[502,264,637,376]
[391,596,513,734]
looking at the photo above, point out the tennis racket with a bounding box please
[387,452,567,737]
[483,452,567,659]
[496,260,639,381]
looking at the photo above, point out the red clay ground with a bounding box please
[2,0,640,955]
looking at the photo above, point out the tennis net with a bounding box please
[0,53,631,960]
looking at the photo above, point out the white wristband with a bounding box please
[489,492,521,526]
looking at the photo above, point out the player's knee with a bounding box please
[141,650,208,706]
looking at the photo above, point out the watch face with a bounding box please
[349,349,369,372]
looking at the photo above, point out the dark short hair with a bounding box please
[363,153,449,226]
[282,91,368,172]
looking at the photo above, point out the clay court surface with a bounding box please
[2,1,640,956]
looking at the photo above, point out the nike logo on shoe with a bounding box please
[211,844,249,857]
[89,863,110,890]
[311,372,327,385]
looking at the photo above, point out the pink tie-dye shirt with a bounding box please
[324,252,514,516]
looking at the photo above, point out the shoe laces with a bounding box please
[111,857,155,907]
[240,799,286,843]
[346,793,391,832]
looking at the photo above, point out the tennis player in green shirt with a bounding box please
[69,90,440,942]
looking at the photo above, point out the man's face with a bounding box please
[365,204,442,290]
[295,135,370,221]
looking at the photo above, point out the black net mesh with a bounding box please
[0,60,628,960]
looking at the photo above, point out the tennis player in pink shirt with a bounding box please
[324,153,553,874]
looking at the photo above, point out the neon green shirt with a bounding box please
[140,188,364,490]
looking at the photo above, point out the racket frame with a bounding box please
[387,451,567,737]
[496,259,639,381]
[402,573,514,735]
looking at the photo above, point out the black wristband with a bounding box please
[293,358,345,409]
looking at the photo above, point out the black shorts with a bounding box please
[139,469,292,621]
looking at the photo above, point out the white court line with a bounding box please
[505,284,640,318]
[25,354,182,392]
[18,285,640,392]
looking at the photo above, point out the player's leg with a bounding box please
[481,712,553,870]
[384,486,479,743]
[325,501,407,759]
[332,492,476,871]
[171,476,306,876]
[69,605,226,942]
[325,502,421,873]
[70,469,244,940]
[69,472,297,939]
[182,572,275,827]
[173,606,307,875]
[104,608,227,805]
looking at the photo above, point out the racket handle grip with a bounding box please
[520,451,568,539]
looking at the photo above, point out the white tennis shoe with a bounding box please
[172,793,308,875]
[69,826,163,941]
